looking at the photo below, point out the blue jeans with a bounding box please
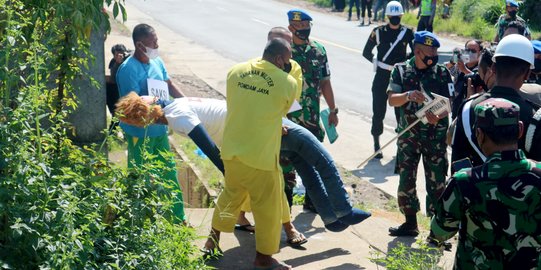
[281,119,352,225]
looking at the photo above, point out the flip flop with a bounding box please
[253,260,291,270]
[200,246,223,259]
[235,223,255,233]
[286,232,307,247]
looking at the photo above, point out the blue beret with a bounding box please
[414,31,440,48]
[506,0,519,7]
[532,40,541,54]
[287,9,312,21]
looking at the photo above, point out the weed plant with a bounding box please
[0,0,209,268]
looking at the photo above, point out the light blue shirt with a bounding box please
[116,55,169,138]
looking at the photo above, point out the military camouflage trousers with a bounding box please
[396,135,448,216]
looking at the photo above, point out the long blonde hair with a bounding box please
[115,92,163,127]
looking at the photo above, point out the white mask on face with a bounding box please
[143,45,159,60]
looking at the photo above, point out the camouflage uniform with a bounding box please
[388,57,452,216]
[495,14,531,42]
[288,40,331,142]
[432,99,541,269]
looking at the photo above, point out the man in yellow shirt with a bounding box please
[205,38,297,270]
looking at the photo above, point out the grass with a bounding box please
[172,133,224,191]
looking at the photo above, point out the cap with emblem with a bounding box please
[532,40,541,54]
[287,9,313,21]
[506,0,519,7]
[414,31,440,48]
[474,98,520,129]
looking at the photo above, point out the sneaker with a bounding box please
[338,208,371,225]
[388,223,419,236]
[360,19,365,26]
[368,19,372,25]
[347,16,351,21]
[325,220,349,232]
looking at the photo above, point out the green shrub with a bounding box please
[0,0,209,268]
[371,241,443,270]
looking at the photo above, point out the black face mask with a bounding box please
[292,27,311,41]
[422,54,438,68]
[283,62,292,73]
[389,16,401,26]
[533,58,541,74]
[509,10,517,19]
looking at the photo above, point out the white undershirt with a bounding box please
[162,97,227,147]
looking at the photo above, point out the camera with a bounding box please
[464,72,487,92]
[453,49,472,63]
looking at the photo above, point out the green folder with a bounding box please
[320,108,339,144]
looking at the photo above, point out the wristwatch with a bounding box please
[330,107,339,114]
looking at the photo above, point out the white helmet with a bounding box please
[493,34,535,69]
[386,1,404,16]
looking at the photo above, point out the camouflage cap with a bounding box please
[474,98,520,128]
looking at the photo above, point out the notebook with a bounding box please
[320,108,339,144]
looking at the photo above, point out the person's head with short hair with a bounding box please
[262,38,292,72]
[474,98,523,155]
[111,44,128,64]
[115,92,163,127]
[478,49,496,89]
[267,26,293,44]
[413,31,440,70]
[132,24,159,63]
[503,20,527,38]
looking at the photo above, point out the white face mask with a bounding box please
[143,45,159,60]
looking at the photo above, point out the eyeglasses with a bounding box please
[465,49,479,53]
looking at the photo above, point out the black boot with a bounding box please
[389,215,419,236]
[373,136,383,159]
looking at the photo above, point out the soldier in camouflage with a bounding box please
[494,0,531,43]
[286,9,339,212]
[286,9,338,141]
[387,31,453,237]
[431,98,541,269]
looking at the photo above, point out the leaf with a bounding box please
[120,3,127,22]
[113,3,119,19]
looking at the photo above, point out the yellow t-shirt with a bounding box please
[221,58,297,171]
[289,59,303,100]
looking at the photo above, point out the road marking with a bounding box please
[311,36,362,54]
[251,17,270,26]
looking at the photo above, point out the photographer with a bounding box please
[106,44,129,132]
[450,40,482,119]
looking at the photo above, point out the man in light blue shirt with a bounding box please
[116,23,186,223]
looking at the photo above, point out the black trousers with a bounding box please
[348,0,360,18]
[417,16,433,32]
[106,82,120,132]
[361,0,372,18]
[371,68,399,136]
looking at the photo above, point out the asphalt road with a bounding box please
[127,0,461,130]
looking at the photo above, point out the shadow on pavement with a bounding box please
[284,248,351,268]
[350,156,397,184]
[291,211,326,239]
[323,263,366,269]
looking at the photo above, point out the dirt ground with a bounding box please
[169,75,394,211]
